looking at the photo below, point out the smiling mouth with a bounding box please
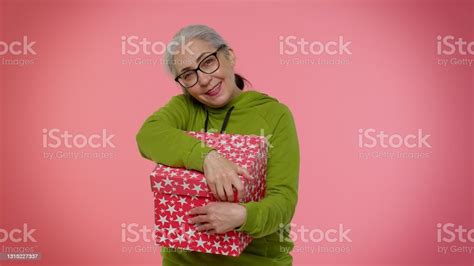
[205,82,222,96]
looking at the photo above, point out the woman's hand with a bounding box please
[188,202,246,234]
[203,150,251,201]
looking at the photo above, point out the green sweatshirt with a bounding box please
[136,90,300,266]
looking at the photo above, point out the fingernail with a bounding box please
[188,219,193,224]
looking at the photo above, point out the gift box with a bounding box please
[150,131,268,256]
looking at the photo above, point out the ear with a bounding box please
[226,48,236,66]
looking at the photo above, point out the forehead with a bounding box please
[173,39,215,73]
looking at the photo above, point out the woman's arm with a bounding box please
[237,106,300,238]
[136,95,214,172]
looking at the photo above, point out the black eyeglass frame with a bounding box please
[174,44,227,88]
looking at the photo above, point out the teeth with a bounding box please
[207,83,220,94]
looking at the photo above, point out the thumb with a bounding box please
[237,166,252,180]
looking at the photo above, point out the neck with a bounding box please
[230,86,242,100]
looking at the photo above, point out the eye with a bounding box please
[181,71,193,81]
[202,56,216,67]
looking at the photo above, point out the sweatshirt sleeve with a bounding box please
[136,95,214,172]
[237,106,300,238]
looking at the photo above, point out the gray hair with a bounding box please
[164,24,228,76]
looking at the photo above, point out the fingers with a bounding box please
[232,176,244,202]
[208,183,218,201]
[188,214,209,224]
[223,182,234,202]
[214,170,247,202]
[195,223,214,232]
[188,205,208,215]
[237,167,252,180]
[216,182,226,201]
[188,210,212,231]
[233,188,239,202]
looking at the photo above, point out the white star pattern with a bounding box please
[159,235,168,243]
[186,228,196,238]
[174,215,185,225]
[149,131,268,256]
[192,184,203,193]
[230,243,239,251]
[167,225,176,235]
[158,197,167,205]
[178,197,187,205]
[158,215,168,225]
[223,235,231,242]
[196,237,206,248]
[166,205,177,215]
[176,234,186,243]
[212,241,221,250]
[163,177,173,186]
[181,181,190,190]
[153,181,163,190]
[170,194,179,199]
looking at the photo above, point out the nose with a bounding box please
[197,70,212,87]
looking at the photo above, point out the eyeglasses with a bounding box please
[174,44,226,88]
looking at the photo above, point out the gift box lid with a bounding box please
[150,131,268,200]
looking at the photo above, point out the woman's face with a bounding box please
[173,39,240,108]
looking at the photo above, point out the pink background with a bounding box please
[1,0,472,265]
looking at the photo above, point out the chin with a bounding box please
[202,92,231,108]
[206,100,226,108]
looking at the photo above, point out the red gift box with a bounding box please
[150,131,268,256]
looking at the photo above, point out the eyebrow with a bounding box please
[177,51,212,74]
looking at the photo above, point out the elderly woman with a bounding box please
[136,24,300,266]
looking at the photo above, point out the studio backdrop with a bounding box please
[0,0,473,265]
